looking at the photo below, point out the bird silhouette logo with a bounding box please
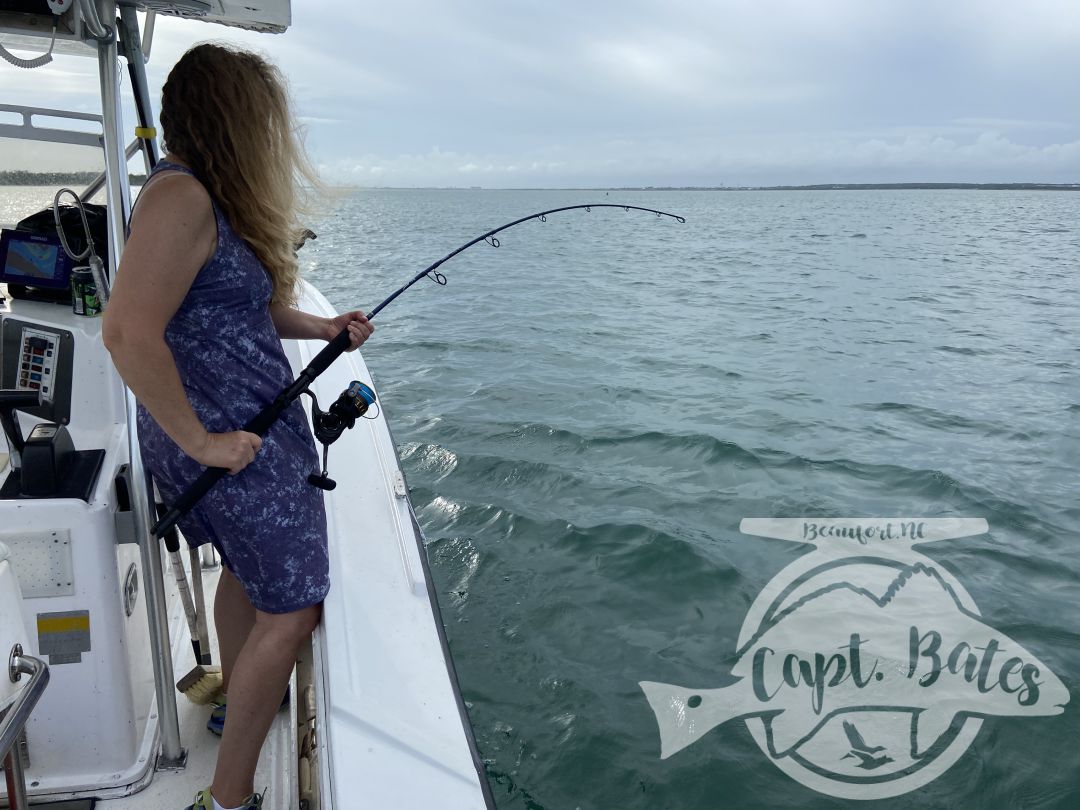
[839,721,893,770]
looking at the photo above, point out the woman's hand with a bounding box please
[270,305,374,349]
[189,430,263,475]
[325,310,374,351]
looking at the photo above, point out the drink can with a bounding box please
[70,267,99,317]
[71,267,90,315]
[84,286,101,317]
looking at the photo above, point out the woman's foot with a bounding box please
[184,787,263,810]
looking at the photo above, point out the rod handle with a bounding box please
[155,503,185,552]
[152,327,353,539]
[305,328,352,378]
[152,466,227,539]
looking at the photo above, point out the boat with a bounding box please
[0,2,494,808]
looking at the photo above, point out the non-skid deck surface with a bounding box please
[96,564,297,810]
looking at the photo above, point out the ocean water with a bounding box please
[304,188,1079,810]
[4,187,1079,809]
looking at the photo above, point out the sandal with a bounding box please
[206,689,291,737]
[184,787,263,810]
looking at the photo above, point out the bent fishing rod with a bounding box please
[151,203,685,538]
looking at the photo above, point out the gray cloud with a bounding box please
[3,0,1079,185]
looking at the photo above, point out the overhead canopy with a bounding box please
[141,0,291,34]
[0,0,290,59]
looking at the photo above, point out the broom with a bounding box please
[158,504,223,704]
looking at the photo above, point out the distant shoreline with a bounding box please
[659,183,1080,191]
[0,171,146,186]
[319,182,1080,192]
[2,173,1077,192]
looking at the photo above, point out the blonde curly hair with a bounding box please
[160,42,320,306]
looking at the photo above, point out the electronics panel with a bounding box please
[1,318,74,424]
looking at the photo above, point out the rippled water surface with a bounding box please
[5,187,1079,809]
[303,189,1079,810]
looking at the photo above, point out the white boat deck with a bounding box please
[96,566,299,810]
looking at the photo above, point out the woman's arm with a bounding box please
[269,303,374,350]
[268,303,330,340]
[103,173,261,475]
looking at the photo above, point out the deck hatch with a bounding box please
[0,528,73,597]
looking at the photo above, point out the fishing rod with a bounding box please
[151,203,685,538]
[369,203,685,317]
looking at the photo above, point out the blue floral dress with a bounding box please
[134,160,329,614]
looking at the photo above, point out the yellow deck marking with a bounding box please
[38,614,90,634]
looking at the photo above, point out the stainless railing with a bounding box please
[1,644,49,810]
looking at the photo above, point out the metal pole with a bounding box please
[189,547,211,663]
[2,645,49,810]
[95,1,185,770]
[118,4,160,172]
[142,10,156,59]
[81,138,141,202]
[200,543,219,570]
[96,6,131,282]
[138,490,186,770]
[4,748,27,810]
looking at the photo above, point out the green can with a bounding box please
[70,267,99,317]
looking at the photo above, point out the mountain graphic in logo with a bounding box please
[640,518,1070,800]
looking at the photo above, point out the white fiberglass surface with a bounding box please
[97,563,298,810]
[291,283,487,808]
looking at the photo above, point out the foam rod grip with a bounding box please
[304,328,352,378]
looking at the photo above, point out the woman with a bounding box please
[103,43,371,810]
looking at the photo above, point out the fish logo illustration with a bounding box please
[639,518,1070,800]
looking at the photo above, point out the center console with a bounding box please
[0,315,103,501]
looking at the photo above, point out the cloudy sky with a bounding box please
[4,0,1080,187]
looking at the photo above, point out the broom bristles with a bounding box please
[176,665,224,705]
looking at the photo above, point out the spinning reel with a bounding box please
[303,380,377,491]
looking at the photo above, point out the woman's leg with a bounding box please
[215,567,256,692]
[210,603,321,807]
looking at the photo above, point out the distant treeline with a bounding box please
[613,183,1080,191]
[1,170,147,185]
[755,183,1080,191]
[4,173,1078,191]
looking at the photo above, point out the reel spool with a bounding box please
[305,381,377,491]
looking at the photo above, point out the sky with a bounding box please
[3,0,1080,187]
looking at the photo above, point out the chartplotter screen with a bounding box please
[0,229,74,290]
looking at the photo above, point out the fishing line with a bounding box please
[152,203,686,536]
[366,203,685,319]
